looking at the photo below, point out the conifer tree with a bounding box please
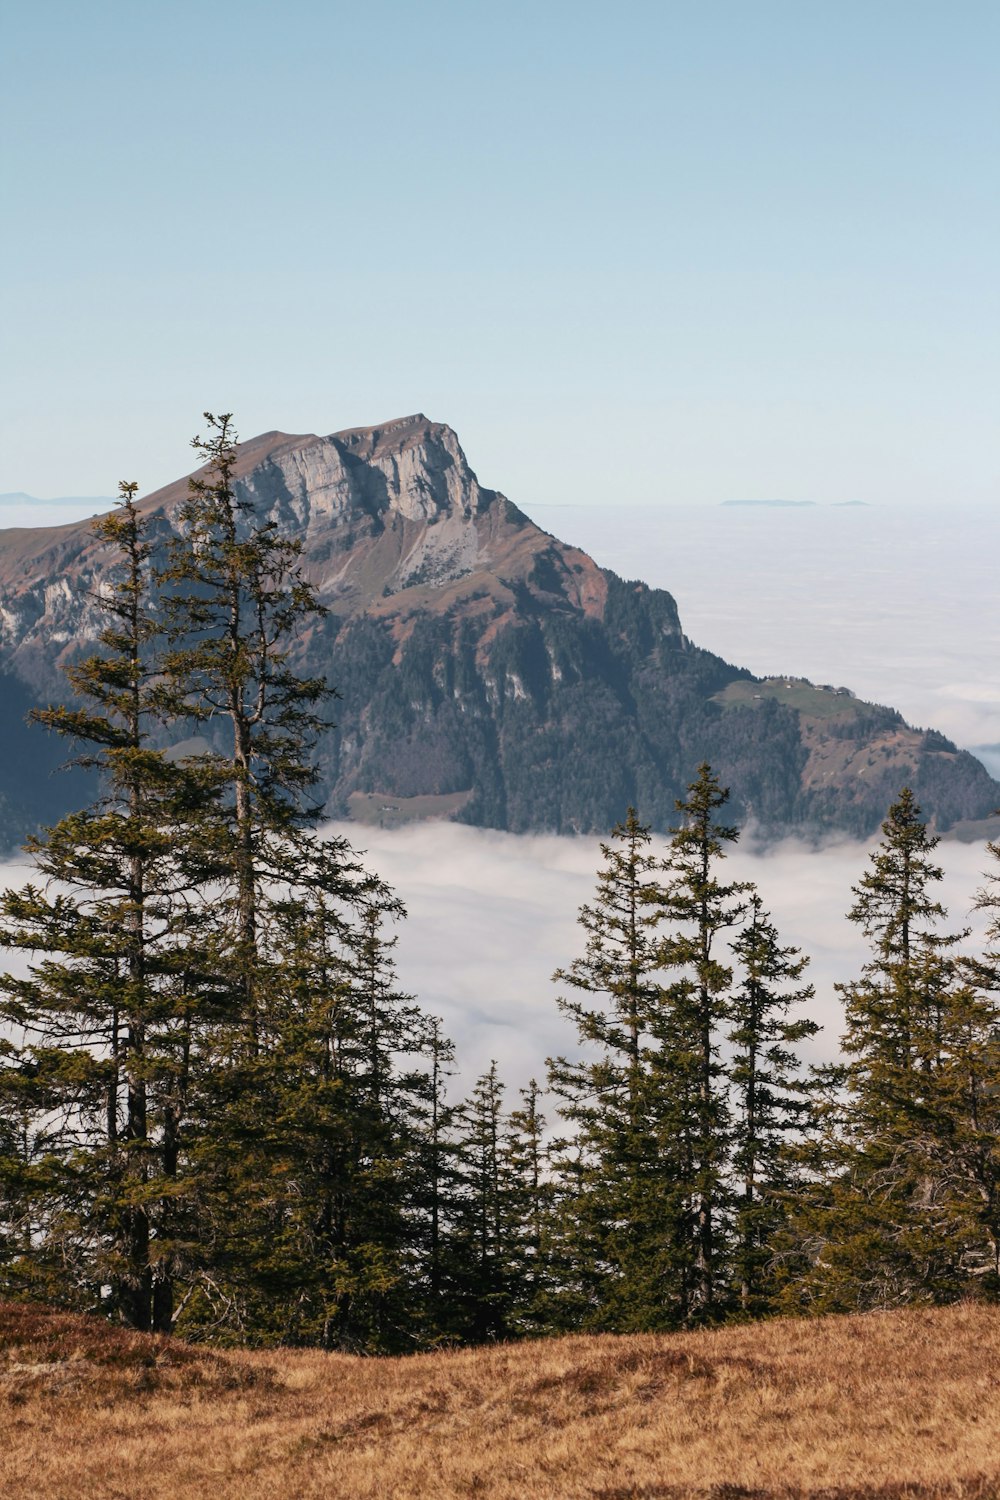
[408,1016,464,1341]
[786,789,999,1309]
[836,790,971,1303]
[658,763,749,1318]
[183,863,430,1349]
[841,787,952,1094]
[547,809,685,1331]
[728,893,818,1315]
[451,1062,511,1342]
[503,1079,555,1333]
[148,414,381,1334]
[0,486,208,1327]
[157,413,329,1043]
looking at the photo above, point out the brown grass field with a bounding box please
[3,1300,1000,1499]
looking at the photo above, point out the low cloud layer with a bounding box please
[1,822,995,1108]
[332,820,999,1096]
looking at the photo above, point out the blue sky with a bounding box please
[3,1,997,508]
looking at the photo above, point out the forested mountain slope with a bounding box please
[0,414,994,844]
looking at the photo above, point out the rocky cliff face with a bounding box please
[0,414,995,845]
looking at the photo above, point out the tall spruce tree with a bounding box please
[728,893,818,1316]
[157,412,329,1043]
[0,487,210,1327]
[409,1016,464,1342]
[658,763,749,1319]
[786,789,1000,1310]
[185,864,433,1350]
[503,1079,556,1334]
[841,787,952,1092]
[151,413,338,1325]
[547,808,688,1331]
[148,418,443,1347]
[451,1062,512,1342]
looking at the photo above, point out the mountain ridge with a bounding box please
[0,415,995,846]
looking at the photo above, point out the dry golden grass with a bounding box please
[3,1299,1000,1499]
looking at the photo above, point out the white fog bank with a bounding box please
[332,820,999,1094]
[1,822,996,1100]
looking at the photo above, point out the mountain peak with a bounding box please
[128,415,474,531]
[324,414,478,516]
[331,412,434,450]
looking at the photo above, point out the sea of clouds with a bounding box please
[334,819,996,1094]
[4,815,993,1097]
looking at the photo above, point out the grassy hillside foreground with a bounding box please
[2,1301,1000,1499]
